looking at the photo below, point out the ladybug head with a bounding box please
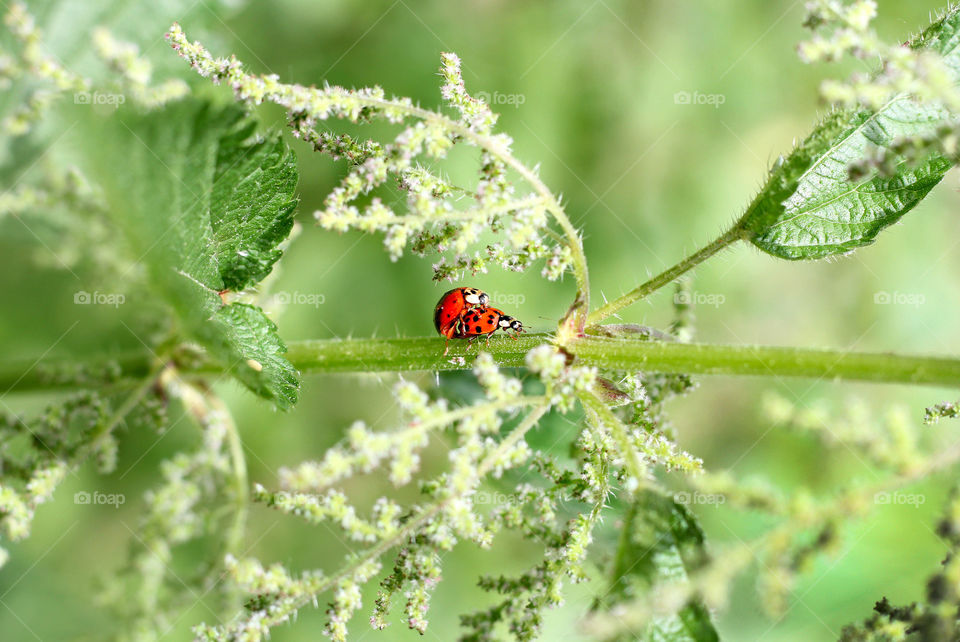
[498,315,524,333]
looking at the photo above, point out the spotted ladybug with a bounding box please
[434,287,490,339]
[452,306,525,344]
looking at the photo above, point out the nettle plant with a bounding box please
[5,0,960,640]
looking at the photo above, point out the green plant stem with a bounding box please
[569,335,960,386]
[607,499,639,595]
[85,361,165,448]
[7,334,960,393]
[294,336,960,388]
[0,351,158,394]
[580,390,648,485]
[215,395,248,559]
[587,226,745,325]
[283,335,545,373]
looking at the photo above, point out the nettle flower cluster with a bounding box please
[1,2,185,136]
[0,348,243,634]
[840,487,960,640]
[584,391,960,639]
[1,1,88,135]
[191,347,708,641]
[0,392,121,566]
[166,25,575,282]
[98,372,250,637]
[92,27,189,108]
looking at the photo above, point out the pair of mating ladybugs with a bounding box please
[434,287,525,354]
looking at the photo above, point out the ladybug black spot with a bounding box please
[475,326,482,333]
[487,315,494,322]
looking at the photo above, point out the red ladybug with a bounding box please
[452,306,525,345]
[434,287,490,339]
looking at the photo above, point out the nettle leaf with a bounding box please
[739,7,960,260]
[210,117,298,291]
[595,489,718,642]
[77,99,299,408]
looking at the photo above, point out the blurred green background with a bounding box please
[3,0,960,639]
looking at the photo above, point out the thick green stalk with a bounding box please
[569,336,960,387]
[587,226,745,325]
[5,335,960,393]
[285,335,546,373]
[0,351,158,394]
[294,336,960,387]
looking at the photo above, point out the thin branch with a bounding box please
[587,226,746,325]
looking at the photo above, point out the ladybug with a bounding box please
[434,287,490,339]
[452,306,525,345]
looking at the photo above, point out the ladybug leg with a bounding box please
[441,320,460,356]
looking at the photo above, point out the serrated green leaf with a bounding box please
[214,304,299,405]
[210,118,298,291]
[76,99,300,408]
[594,489,718,642]
[739,7,960,260]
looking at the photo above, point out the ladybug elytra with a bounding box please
[434,287,490,339]
[452,306,525,341]
[434,287,525,354]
